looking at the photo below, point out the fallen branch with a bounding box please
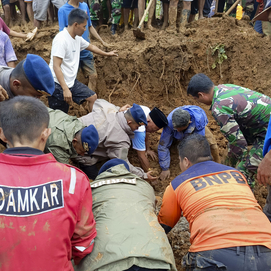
[160,60,165,80]
[108,78,120,103]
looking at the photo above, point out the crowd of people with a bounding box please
[0,0,271,34]
[0,0,271,271]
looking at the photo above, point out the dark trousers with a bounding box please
[183,246,271,271]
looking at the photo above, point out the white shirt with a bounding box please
[49,28,89,88]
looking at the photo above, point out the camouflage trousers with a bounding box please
[226,137,264,189]
[88,0,122,25]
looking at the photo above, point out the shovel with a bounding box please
[133,0,155,40]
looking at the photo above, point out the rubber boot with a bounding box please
[166,6,177,33]
[111,24,117,35]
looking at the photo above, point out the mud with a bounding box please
[10,16,269,271]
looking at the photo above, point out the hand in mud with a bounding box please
[25,27,38,41]
[0,85,9,101]
[119,104,131,112]
[146,149,158,161]
[159,169,170,181]
[63,88,73,104]
[107,50,118,57]
[257,150,271,186]
[145,171,158,185]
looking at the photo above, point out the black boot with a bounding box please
[111,24,117,35]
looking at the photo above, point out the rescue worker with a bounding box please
[76,99,157,181]
[187,73,271,189]
[75,158,177,271]
[158,105,220,181]
[158,134,271,271]
[257,115,271,222]
[0,96,97,271]
[131,105,168,172]
[45,107,99,167]
[0,53,55,101]
[75,99,157,181]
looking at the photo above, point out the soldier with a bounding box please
[187,73,271,189]
[158,134,271,271]
[0,54,55,101]
[87,0,122,34]
[45,107,99,166]
[75,158,177,271]
[158,105,220,181]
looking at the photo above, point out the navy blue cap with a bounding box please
[81,125,99,155]
[98,158,130,175]
[130,103,147,126]
[23,54,55,95]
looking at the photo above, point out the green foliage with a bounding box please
[211,44,228,69]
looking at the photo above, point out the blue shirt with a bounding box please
[58,2,93,59]
[158,105,208,170]
[263,116,271,157]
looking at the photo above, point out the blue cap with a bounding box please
[130,103,147,126]
[266,0,271,9]
[23,54,55,95]
[98,158,130,175]
[81,125,99,155]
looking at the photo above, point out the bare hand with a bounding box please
[145,171,158,185]
[159,169,170,181]
[107,50,118,57]
[257,151,271,186]
[63,88,73,104]
[119,104,131,112]
[25,27,38,42]
[146,149,158,161]
[0,85,9,101]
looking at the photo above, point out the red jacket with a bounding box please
[0,148,96,271]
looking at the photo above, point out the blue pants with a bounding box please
[182,246,271,271]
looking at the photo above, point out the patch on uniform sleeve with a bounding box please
[0,180,64,217]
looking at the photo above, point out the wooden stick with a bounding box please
[224,0,241,16]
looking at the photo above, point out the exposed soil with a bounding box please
[10,16,270,271]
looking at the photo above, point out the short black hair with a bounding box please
[10,60,30,85]
[0,96,49,145]
[187,73,214,97]
[178,134,212,164]
[68,8,88,26]
[172,109,190,128]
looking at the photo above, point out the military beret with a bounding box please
[81,125,99,155]
[149,107,168,129]
[23,54,55,95]
[130,103,147,126]
[98,158,130,175]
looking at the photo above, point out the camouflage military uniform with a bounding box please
[87,0,122,25]
[211,84,271,188]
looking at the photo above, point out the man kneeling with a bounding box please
[158,134,271,271]
[75,158,177,271]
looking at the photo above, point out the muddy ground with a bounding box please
[10,16,270,270]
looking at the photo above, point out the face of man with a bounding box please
[75,20,87,36]
[11,79,44,98]
[174,122,190,133]
[73,140,86,156]
[145,115,159,133]
[129,121,140,131]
